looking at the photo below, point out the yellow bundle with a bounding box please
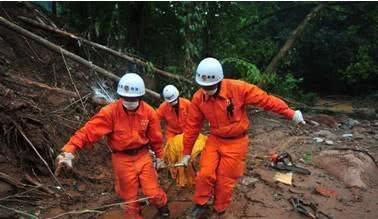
[163,133,207,188]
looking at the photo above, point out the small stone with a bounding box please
[77,183,86,192]
[354,134,364,140]
[325,140,334,145]
[240,176,259,186]
[310,120,320,126]
[342,134,353,138]
[313,137,324,143]
[343,118,360,129]
[314,130,337,140]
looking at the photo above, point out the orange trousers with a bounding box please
[112,151,167,219]
[193,135,248,212]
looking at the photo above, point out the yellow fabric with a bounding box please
[163,133,207,187]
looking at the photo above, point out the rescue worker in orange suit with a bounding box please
[177,58,306,218]
[156,84,191,140]
[55,73,170,219]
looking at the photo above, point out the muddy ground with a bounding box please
[2,110,378,219]
[0,2,377,219]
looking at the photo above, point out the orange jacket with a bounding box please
[183,79,295,155]
[156,97,191,138]
[62,99,164,158]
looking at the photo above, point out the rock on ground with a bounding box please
[314,150,378,188]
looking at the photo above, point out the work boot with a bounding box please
[158,205,170,217]
[187,204,207,219]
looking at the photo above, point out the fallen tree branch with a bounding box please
[23,2,57,28]
[0,172,27,189]
[2,73,78,97]
[0,204,38,219]
[24,173,55,195]
[17,16,193,85]
[0,16,160,101]
[7,117,66,194]
[46,196,153,219]
[60,51,89,116]
[47,209,103,219]
[0,186,41,201]
[51,93,91,113]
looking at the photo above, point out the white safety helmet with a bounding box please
[162,85,179,103]
[117,73,145,97]
[195,57,224,86]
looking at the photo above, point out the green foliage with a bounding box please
[56,2,377,98]
[144,62,155,77]
[269,73,318,104]
[164,66,179,75]
[222,58,275,85]
[272,73,301,97]
[342,45,377,84]
[175,2,208,76]
[222,58,317,104]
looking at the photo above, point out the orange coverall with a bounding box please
[62,99,167,219]
[156,97,191,140]
[183,79,295,212]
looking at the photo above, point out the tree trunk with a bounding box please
[3,73,78,98]
[264,3,326,74]
[0,16,161,100]
[127,2,146,52]
[17,16,193,85]
[51,1,56,16]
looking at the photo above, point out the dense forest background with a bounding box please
[38,2,377,103]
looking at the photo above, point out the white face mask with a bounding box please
[169,99,178,106]
[123,100,139,110]
[203,87,218,96]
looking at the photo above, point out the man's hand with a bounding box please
[292,110,306,125]
[155,158,167,170]
[55,152,74,176]
[177,155,191,167]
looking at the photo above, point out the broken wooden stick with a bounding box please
[17,16,193,85]
[6,116,66,193]
[22,2,57,28]
[24,174,55,195]
[0,185,42,201]
[60,51,89,116]
[2,73,78,97]
[0,204,38,219]
[46,196,153,219]
[0,16,160,100]
[0,172,27,189]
